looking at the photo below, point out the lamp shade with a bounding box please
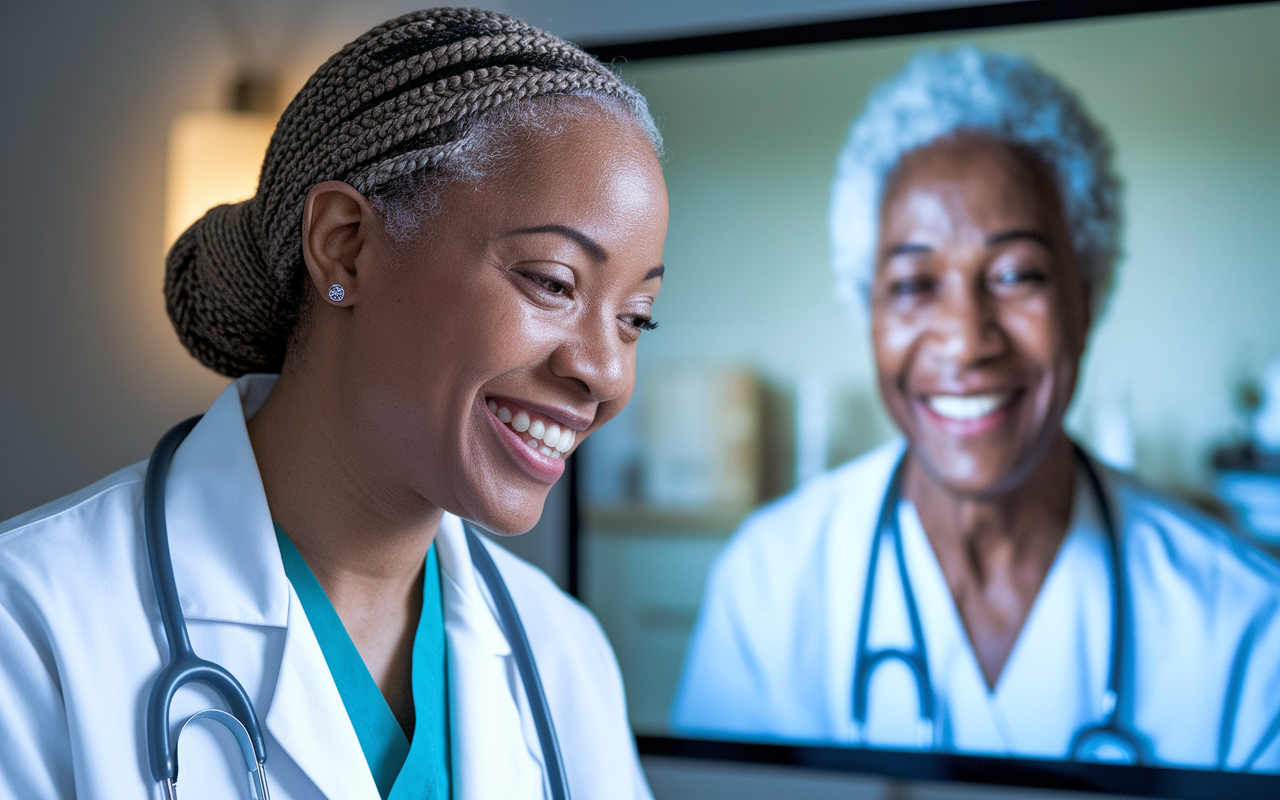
[164,110,275,248]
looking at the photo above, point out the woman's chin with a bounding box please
[910,438,1042,500]
[460,488,551,537]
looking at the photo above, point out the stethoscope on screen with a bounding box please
[852,443,1148,764]
[142,416,571,800]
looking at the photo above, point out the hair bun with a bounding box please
[164,199,298,377]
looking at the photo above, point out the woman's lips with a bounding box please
[486,398,578,457]
[481,396,585,484]
[916,390,1021,436]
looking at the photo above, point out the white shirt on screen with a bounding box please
[671,440,1280,771]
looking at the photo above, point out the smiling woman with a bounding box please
[674,47,1280,771]
[0,9,667,800]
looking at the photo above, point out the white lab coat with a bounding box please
[672,440,1280,771]
[0,375,653,800]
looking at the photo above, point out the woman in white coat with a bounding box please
[0,9,667,799]
[672,48,1280,770]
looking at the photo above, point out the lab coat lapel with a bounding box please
[821,440,904,741]
[160,376,544,798]
[985,473,1113,754]
[266,588,382,800]
[165,376,379,798]
[435,515,545,800]
[895,504,1005,751]
[164,375,289,628]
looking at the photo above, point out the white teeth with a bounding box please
[543,424,561,449]
[926,393,1010,421]
[494,402,576,458]
[554,429,574,452]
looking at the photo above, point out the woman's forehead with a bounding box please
[469,117,666,235]
[882,137,1066,241]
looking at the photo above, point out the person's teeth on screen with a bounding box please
[926,392,1010,420]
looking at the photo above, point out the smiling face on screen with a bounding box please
[871,133,1089,499]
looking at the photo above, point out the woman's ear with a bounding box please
[301,181,378,307]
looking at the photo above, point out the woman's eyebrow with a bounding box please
[643,265,665,281]
[506,225,606,263]
[987,229,1054,251]
[886,242,932,258]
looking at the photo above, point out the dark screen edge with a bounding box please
[636,735,1280,798]
[582,0,1274,62]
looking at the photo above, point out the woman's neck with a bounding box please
[246,367,440,727]
[247,369,442,590]
[904,433,1076,690]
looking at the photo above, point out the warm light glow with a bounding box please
[164,111,275,248]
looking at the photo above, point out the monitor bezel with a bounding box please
[570,0,1280,795]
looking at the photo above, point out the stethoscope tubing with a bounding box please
[852,454,934,732]
[853,442,1146,762]
[144,415,268,792]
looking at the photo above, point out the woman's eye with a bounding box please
[519,270,571,296]
[887,276,934,297]
[623,315,659,332]
[993,268,1047,288]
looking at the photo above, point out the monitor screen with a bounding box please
[574,0,1280,789]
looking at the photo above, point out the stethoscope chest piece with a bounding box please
[1069,720,1146,765]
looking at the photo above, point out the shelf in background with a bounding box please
[584,504,753,536]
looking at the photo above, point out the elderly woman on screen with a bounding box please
[673,48,1280,770]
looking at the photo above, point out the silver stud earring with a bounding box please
[327,284,345,303]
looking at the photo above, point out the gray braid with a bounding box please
[165,8,658,378]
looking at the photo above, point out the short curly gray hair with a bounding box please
[829,47,1122,318]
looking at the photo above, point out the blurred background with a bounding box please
[4,1,1278,798]
[0,0,1009,525]
[578,2,1280,737]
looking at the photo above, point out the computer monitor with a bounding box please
[572,1,1280,796]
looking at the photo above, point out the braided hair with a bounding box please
[165,8,659,378]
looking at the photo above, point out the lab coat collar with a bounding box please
[165,376,380,798]
[435,514,514,659]
[165,374,289,628]
[164,373,518,654]
[435,516,547,799]
[168,376,538,799]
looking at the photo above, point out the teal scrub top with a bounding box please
[276,525,451,800]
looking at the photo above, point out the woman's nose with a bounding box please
[547,315,631,402]
[928,278,1006,367]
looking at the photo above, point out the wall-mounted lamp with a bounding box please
[164,70,278,248]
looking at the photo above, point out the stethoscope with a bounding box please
[851,442,1149,764]
[143,416,571,800]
